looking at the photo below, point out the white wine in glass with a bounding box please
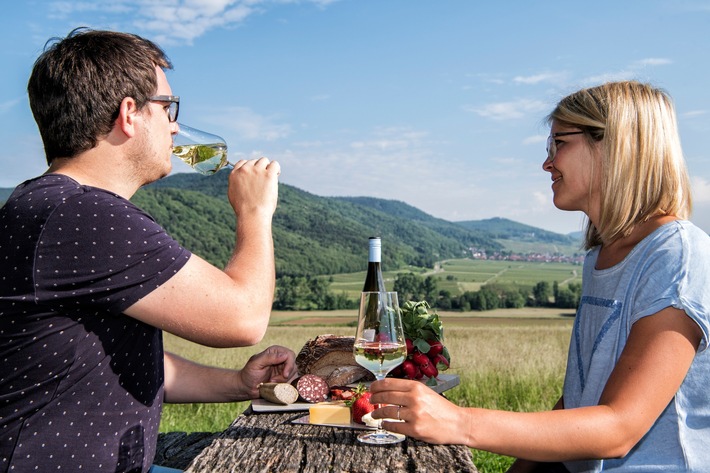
[353,291,407,444]
[172,123,234,176]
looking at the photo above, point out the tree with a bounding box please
[532,281,552,307]
[273,276,354,310]
[555,288,578,308]
[394,272,424,302]
[436,290,453,310]
[503,289,526,309]
[422,276,439,302]
[555,281,582,309]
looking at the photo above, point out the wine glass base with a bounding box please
[356,430,406,445]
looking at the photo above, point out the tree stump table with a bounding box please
[155,406,478,472]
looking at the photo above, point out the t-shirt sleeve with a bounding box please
[631,223,710,352]
[34,191,192,315]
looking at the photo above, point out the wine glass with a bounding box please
[172,123,234,175]
[353,291,407,444]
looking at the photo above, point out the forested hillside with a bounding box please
[1,172,579,278]
[136,170,502,276]
[456,217,578,245]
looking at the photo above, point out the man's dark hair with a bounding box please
[27,28,172,164]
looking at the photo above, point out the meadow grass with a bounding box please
[160,311,573,473]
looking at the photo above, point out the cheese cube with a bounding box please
[309,401,351,425]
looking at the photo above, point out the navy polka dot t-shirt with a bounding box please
[0,174,191,472]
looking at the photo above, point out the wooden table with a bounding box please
[155,405,478,472]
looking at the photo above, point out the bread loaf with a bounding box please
[296,335,373,386]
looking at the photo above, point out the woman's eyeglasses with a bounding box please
[546,131,583,162]
[149,95,180,122]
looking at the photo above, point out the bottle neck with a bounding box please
[368,239,381,263]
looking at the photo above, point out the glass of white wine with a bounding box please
[353,291,407,444]
[172,123,233,175]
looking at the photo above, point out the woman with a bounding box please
[369,81,710,472]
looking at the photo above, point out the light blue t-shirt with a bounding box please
[562,220,710,472]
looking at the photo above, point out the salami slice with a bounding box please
[292,374,329,403]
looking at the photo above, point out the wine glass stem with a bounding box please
[373,374,387,432]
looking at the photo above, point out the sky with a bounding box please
[2,0,710,235]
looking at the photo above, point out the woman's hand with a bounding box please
[369,377,468,445]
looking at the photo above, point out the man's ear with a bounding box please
[116,96,140,138]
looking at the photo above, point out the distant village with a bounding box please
[469,248,585,265]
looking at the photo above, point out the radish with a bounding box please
[411,351,429,367]
[401,359,417,379]
[427,340,444,357]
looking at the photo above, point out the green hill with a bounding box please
[455,217,578,244]
[1,172,581,274]
[138,171,496,275]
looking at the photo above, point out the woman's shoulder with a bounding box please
[641,219,709,250]
[657,220,710,257]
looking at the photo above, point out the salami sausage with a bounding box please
[292,374,329,403]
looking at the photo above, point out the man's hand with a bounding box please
[228,157,280,218]
[237,345,297,399]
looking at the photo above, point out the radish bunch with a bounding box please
[390,300,450,386]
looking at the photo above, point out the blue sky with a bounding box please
[2,0,710,235]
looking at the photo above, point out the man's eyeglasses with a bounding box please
[546,131,584,162]
[149,95,180,123]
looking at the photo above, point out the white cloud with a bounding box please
[581,71,636,86]
[48,1,132,18]
[691,176,710,203]
[0,97,23,114]
[46,0,338,44]
[632,58,672,67]
[523,134,547,145]
[513,72,566,85]
[206,106,292,141]
[581,57,673,86]
[682,110,708,119]
[464,99,548,121]
[349,127,430,152]
[133,2,254,45]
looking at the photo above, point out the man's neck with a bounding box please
[46,148,144,200]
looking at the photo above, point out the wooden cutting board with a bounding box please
[251,373,460,412]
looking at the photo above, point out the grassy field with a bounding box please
[160,308,573,473]
[328,258,582,298]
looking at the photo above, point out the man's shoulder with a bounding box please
[25,174,145,214]
[6,174,117,208]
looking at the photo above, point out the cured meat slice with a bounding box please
[292,374,329,403]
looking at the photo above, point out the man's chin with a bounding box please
[140,166,171,188]
[157,161,172,180]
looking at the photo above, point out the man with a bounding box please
[0,28,294,472]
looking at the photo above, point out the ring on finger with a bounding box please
[396,405,401,421]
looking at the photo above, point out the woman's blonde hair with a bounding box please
[547,81,692,249]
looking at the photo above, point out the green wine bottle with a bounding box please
[363,237,386,292]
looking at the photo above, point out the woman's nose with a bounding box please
[542,155,554,172]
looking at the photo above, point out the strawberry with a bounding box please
[347,384,376,424]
